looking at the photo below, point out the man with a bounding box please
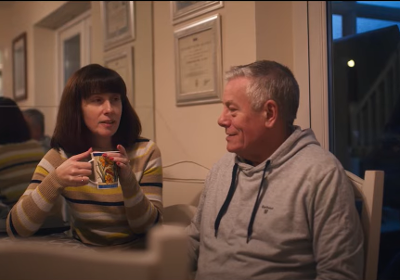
[23,108,51,152]
[186,60,364,280]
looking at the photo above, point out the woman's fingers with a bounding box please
[71,147,92,161]
[103,145,130,167]
[56,149,93,187]
[71,175,90,186]
[117,144,127,156]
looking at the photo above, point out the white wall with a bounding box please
[153,1,308,207]
[91,1,155,140]
[0,1,67,106]
[0,1,154,140]
[0,1,311,208]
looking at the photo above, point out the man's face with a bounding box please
[217,77,267,161]
[23,115,41,140]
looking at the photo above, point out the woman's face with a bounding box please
[81,93,122,140]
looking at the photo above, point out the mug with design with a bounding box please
[89,151,119,189]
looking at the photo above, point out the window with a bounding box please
[332,14,342,39]
[357,17,400,34]
[309,2,400,278]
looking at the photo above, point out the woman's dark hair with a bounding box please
[0,97,31,144]
[51,64,142,154]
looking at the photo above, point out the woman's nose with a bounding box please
[103,100,112,113]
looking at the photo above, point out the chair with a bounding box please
[163,204,198,227]
[346,170,384,280]
[0,225,190,280]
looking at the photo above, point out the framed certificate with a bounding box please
[104,46,134,105]
[12,32,27,101]
[174,14,222,106]
[171,1,224,25]
[101,1,135,51]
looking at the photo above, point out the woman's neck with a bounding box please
[92,138,113,152]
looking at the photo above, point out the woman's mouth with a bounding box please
[100,120,115,127]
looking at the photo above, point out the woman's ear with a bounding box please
[263,100,278,128]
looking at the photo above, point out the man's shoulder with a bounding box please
[297,143,341,166]
[289,144,347,181]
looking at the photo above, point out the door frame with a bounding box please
[308,1,330,150]
[56,11,91,104]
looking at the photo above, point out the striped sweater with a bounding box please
[0,140,45,209]
[6,138,163,246]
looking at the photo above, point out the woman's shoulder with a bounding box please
[41,147,68,164]
[128,137,161,158]
[134,137,159,149]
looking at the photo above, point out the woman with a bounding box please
[0,97,45,218]
[6,64,163,247]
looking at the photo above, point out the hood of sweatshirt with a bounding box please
[214,126,321,242]
[236,126,320,175]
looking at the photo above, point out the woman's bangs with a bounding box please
[81,75,126,99]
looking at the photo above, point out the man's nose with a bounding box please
[217,110,229,127]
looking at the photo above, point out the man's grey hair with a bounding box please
[23,108,45,135]
[225,60,300,126]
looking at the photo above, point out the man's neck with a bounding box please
[242,124,294,166]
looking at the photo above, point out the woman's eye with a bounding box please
[91,98,102,103]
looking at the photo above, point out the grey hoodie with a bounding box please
[187,126,364,280]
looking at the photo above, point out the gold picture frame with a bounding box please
[171,1,224,25]
[104,45,135,105]
[101,1,135,51]
[174,14,222,106]
[12,32,27,101]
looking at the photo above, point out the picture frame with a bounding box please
[171,1,224,25]
[100,1,135,51]
[174,14,222,106]
[104,46,135,105]
[12,32,27,101]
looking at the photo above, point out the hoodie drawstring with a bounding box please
[214,160,270,243]
[214,163,238,237]
[247,160,270,243]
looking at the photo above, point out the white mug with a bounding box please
[88,151,119,189]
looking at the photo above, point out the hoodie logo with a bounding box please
[262,205,273,214]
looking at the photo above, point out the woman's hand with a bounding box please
[55,148,93,187]
[103,145,132,181]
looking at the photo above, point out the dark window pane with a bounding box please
[332,14,343,39]
[328,2,400,278]
[357,1,400,9]
[357,17,400,34]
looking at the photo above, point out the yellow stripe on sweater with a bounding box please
[104,232,130,239]
[64,184,122,195]
[143,166,162,176]
[35,166,50,176]
[132,142,155,159]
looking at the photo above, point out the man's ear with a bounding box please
[263,100,278,128]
